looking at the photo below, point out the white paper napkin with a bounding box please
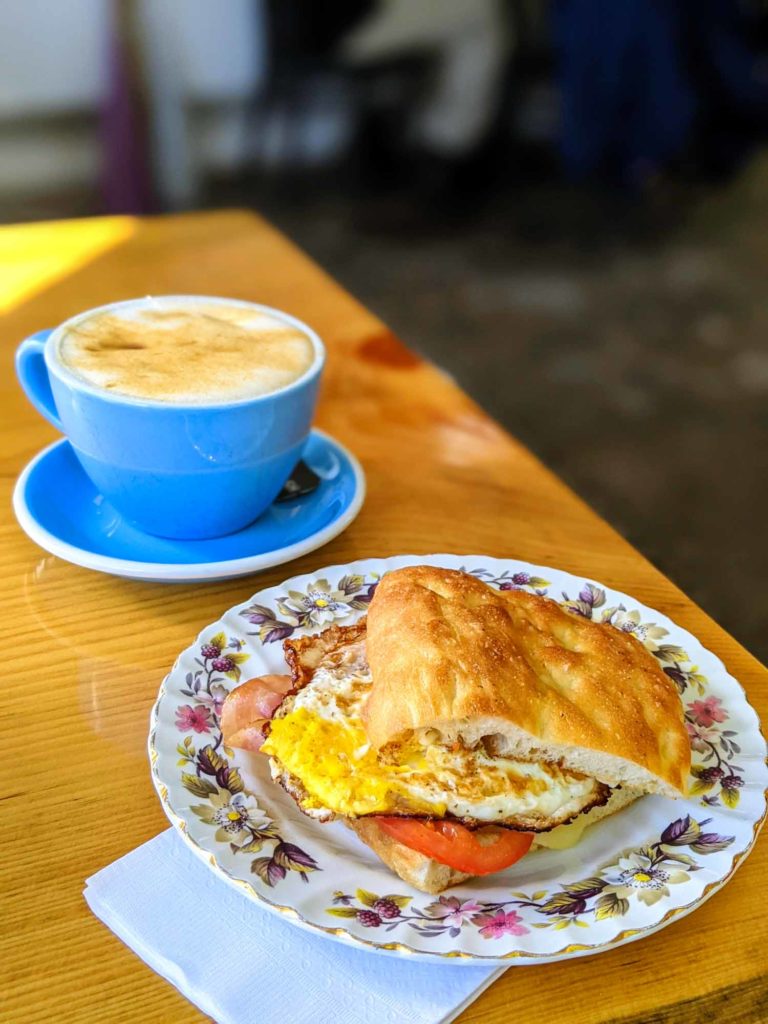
[84,830,504,1024]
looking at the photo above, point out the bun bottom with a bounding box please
[346,789,642,894]
[346,818,472,894]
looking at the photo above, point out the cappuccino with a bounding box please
[58,299,316,403]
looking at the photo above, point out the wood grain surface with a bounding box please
[1,210,766,1024]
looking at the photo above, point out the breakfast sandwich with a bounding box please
[222,566,690,893]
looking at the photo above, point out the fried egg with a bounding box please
[262,664,605,826]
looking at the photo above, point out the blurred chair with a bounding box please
[0,0,109,216]
[341,0,512,161]
[0,0,267,217]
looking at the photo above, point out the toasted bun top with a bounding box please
[364,566,690,797]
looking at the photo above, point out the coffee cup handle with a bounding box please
[15,330,63,432]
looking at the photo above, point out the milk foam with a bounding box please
[58,300,316,403]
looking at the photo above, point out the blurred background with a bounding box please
[2,0,767,660]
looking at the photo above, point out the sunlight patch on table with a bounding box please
[0,217,136,313]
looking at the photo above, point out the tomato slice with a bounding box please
[376,818,533,875]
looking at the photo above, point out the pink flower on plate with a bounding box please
[685,721,719,753]
[425,896,483,925]
[473,909,528,939]
[688,696,728,728]
[175,704,213,734]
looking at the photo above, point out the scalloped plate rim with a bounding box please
[148,553,768,963]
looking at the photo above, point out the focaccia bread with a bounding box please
[364,566,690,797]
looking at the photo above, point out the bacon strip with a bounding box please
[221,674,293,751]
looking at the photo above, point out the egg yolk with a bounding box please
[262,707,443,816]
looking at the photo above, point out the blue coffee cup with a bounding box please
[15,296,325,539]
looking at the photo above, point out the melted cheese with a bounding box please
[532,815,593,849]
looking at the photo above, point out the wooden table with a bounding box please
[2,210,766,1023]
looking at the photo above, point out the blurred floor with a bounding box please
[3,156,767,663]
[250,158,768,665]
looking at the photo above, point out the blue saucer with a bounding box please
[13,430,365,582]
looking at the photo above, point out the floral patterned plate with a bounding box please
[149,555,768,963]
